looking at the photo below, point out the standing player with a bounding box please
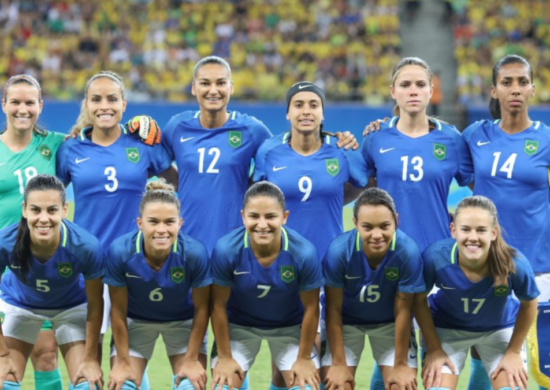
[322,188,424,390]
[56,71,174,390]
[461,54,550,390]
[0,75,66,390]
[210,182,323,390]
[415,196,539,390]
[104,180,211,390]
[0,174,104,390]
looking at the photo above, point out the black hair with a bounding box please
[139,179,180,217]
[12,174,66,282]
[353,188,398,225]
[489,55,533,120]
[243,181,286,211]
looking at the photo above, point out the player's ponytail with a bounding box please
[353,188,398,226]
[139,179,180,217]
[12,175,67,282]
[244,181,286,211]
[454,196,516,287]
[490,55,533,120]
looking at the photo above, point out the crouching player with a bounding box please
[105,180,211,390]
[321,188,424,390]
[415,196,539,390]
[0,174,104,389]
[210,181,323,390]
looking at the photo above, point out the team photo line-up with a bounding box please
[0,53,549,390]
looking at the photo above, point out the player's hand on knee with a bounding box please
[176,356,206,390]
[108,360,137,390]
[490,351,528,390]
[126,116,161,146]
[421,348,455,389]
[362,117,389,136]
[211,357,244,390]
[289,358,321,390]
[0,353,20,388]
[74,357,104,390]
[323,365,355,390]
[386,365,417,390]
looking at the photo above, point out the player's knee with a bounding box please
[1,381,21,389]
[120,381,138,390]
[174,378,195,390]
[31,339,58,371]
[289,386,312,390]
[72,382,100,390]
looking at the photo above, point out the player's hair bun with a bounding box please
[146,178,175,193]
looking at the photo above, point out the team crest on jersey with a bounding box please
[126,147,140,163]
[281,266,295,283]
[433,143,446,161]
[385,267,399,281]
[36,145,52,161]
[326,159,340,177]
[229,131,242,148]
[58,262,73,278]
[524,140,539,156]
[171,267,185,284]
[494,285,509,297]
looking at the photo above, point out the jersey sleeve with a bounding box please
[297,243,323,292]
[322,237,348,289]
[103,244,127,288]
[248,118,273,151]
[451,128,474,186]
[55,140,72,185]
[211,240,234,287]
[185,237,213,288]
[252,138,271,182]
[396,243,426,294]
[511,255,540,301]
[147,143,173,176]
[359,134,376,181]
[343,149,368,188]
[81,240,104,280]
[160,116,178,161]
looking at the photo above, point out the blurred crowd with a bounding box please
[0,0,400,103]
[453,0,550,105]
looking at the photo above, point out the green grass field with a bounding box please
[18,204,538,389]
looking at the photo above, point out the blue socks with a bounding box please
[269,384,287,390]
[214,386,238,390]
[370,362,385,390]
[120,381,138,390]
[2,381,21,390]
[173,377,196,390]
[69,383,99,390]
[34,369,62,390]
[289,387,312,390]
[140,366,150,390]
[240,373,249,390]
[467,357,491,390]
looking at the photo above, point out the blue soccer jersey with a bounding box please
[323,229,425,326]
[462,120,550,273]
[56,125,172,247]
[0,221,104,310]
[162,111,272,253]
[211,226,323,329]
[361,117,474,251]
[423,238,540,332]
[254,133,367,260]
[104,230,211,322]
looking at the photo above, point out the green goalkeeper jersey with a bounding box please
[0,130,65,228]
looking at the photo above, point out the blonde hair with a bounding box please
[71,71,126,134]
[390,57,432,117]
[139,179,180,217]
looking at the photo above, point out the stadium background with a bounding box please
[8,0,546,387]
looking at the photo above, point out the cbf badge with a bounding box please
[494,285,509,297]
[171,267,185,284]
[281,266,295,283]
[525,140,539,156]
[433,143,446,161]
[385,267,399,281]
[326,159,340,177]
[58,262,73,278]
[37,145,52,161]
[126,147,140,163]
[229,131,242,148]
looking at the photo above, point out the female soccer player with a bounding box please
[210,181,323,390]
[104,180,211,390]
[322,188,424,390]
[0,75,67,390]
[0,174,104,390]
[415,195,539,390]
[254,81,367,261]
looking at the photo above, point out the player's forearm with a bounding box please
[185,303,210,361]
[325,303,347,365]
[394,293,413,367]
[298,300,320,360]
[110,310,131,362]
[83,298,104,360]
[412,293,443,352]
[507,298,537,354]
[211,304,232,359]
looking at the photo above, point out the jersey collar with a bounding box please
[282,131,331,145]
[194,110,236,121]
[244,227,289,251]
[493,119,540,130]
[60,221,68,248]
[450,242,458,264]
[389,116,442,130]
[135,231,178,254]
